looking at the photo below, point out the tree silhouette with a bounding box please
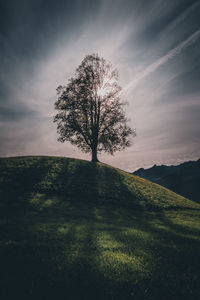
[54,54,135,162]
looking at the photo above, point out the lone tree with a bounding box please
[54,54,135,162]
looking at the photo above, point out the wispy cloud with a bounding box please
[1,0,200,171]
[125,29,200,91]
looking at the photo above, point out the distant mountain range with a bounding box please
[134,159,200,203]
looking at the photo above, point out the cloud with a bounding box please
[0,0,200,171]
[125,29,200,91]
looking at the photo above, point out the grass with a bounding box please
[0,156,200,299]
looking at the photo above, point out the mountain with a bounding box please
[0,156,200,300]
[134,159,200,203]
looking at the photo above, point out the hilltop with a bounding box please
[0,156,200,299]
[134,159,200,203]
[0,156,199,210]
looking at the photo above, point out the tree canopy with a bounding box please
[54,54,135,162]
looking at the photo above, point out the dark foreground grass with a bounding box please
[0,156,200,299]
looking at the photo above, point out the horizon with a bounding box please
[0,154,199,173]
[0,0,200,172]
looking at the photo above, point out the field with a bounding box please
[0,156,200,299]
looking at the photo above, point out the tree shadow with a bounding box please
[94,205,200,300]
[1,157,200,299]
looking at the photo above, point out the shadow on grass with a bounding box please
[0,157,200,299]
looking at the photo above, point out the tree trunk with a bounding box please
[91,146,99,162]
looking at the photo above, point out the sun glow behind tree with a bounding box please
[97,77,116,98]
[54,54,135,162]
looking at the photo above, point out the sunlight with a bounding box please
[97,86,107,97]
[97,78,109,98]
[97,77,115,98]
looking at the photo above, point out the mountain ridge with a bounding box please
[134,158,200,203]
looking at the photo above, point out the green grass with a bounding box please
[0,156,200,299]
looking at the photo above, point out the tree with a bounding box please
[54,54,135,162]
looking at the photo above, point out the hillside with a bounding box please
[134,159,200,203]
[0,156,200,300]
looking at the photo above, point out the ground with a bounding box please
[0,156,200,299]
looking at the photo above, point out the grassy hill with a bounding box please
[0,156,200,299]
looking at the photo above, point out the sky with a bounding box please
[0,0,200,171]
